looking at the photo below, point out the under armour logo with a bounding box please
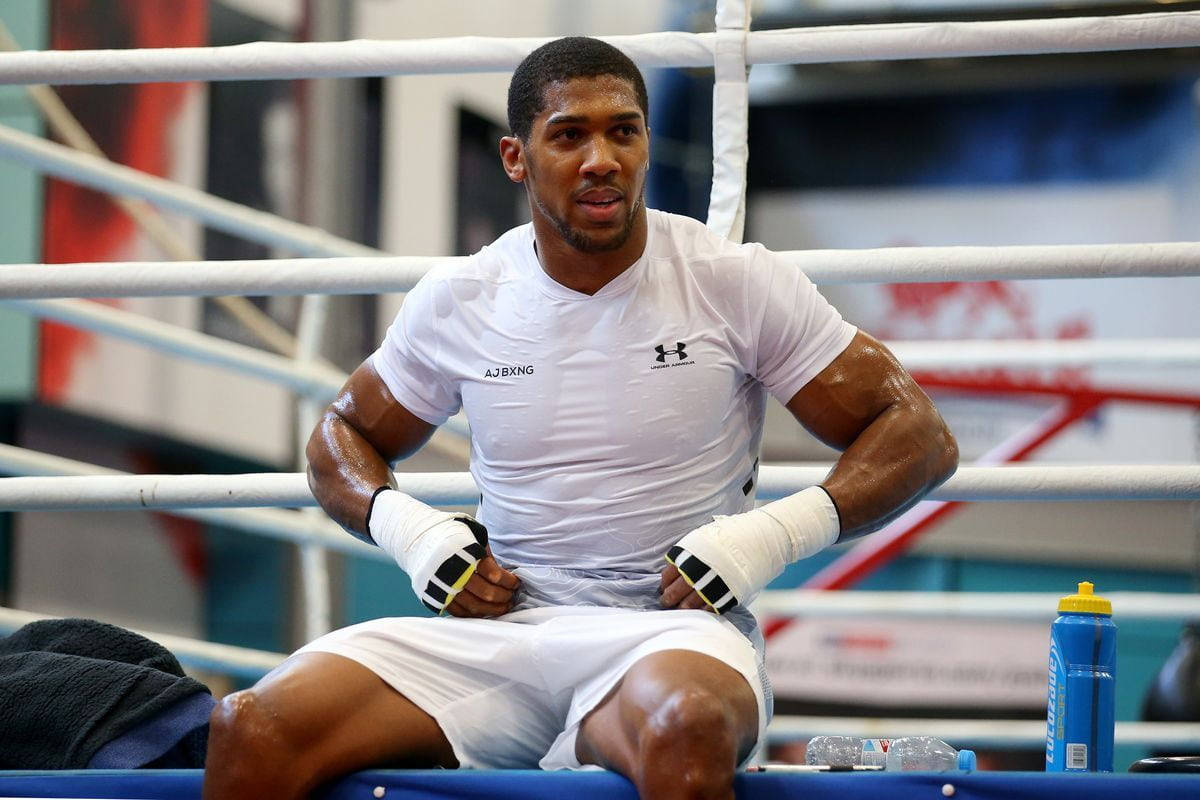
[655,342,688,362]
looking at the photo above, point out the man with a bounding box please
[204,37,957,800]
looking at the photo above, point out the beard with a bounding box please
[533,191,643,253]
[524,154,644,253]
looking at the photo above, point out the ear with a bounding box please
[499,136,526,183]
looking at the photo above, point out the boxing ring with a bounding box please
[3,768,1200,800]
[1,0,1200,796]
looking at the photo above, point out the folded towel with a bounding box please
[0,617,212,769]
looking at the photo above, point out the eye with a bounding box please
[554,128,581,141]
[616,124,639,137]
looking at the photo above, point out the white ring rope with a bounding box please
[295,298,335,639]
[0,298,471,439]
[0,464,1197,512]
[11,298,1200,376]
[0,606,285,679]
[760,464,1200,502]
[0,443,387,562]
[0,33,716,85]
[2,243,1194,299]
[0,257,456,298]
[767,717,1200,748]
[796,243,1200,285]
[0,124,383,258]
[0,297,476,440]
[707,0,751,242]
[0,12,1195,86]
[747,10,1200,64]
[752,590,1200,620]
[889,339,1200,369]
[8,298,347,398]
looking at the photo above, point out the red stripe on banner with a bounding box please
[39,0,209,403]
[913,373,1200,408]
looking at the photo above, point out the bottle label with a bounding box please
[1045,639,1066,769]
[861,738,890,767]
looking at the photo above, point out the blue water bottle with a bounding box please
[1045,581,1116,772]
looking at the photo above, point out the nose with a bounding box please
[580,136,619,178]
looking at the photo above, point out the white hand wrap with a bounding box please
[666,486,840,613]
[368,488,488,614]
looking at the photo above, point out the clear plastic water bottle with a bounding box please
[805,736,894,768]
[805,735,864,767]
[884,736,977,771]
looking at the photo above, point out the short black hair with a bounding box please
[507,36,649,141]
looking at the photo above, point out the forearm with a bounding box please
[306,409,396,536]
[307,405,516,617]
[665,333,957,613]
[821,399,958,539]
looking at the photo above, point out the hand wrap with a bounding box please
[666,486,840,613]
[368,488,488,614]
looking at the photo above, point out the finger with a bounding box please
[477,553,521,590]
[445,588,509,618]
[659,573,694,609]
[462,569,516,606]
[444,600,471,618]
[660,563,680,594]
[678,590,712,612]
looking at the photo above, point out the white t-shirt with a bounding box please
[373,209,855,617]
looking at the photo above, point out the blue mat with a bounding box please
[1,769,1199,799]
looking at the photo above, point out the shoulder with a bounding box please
[407,223,532,304]
[646,209,770,287]
[648,209,741,258]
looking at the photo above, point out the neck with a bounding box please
[531,209,649,295]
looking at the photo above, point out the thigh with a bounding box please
[250,650,458,769]
[532,609,767,771]
[297,614,568,768]
[573,648,760,775]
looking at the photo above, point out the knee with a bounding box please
[205,690,313,797]
[640,687,739,785]
[207,689,292,763]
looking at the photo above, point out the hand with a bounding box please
[660,488,840,615]
[367,491,517,616]
[659,561,716,613]
[445,548,521,618]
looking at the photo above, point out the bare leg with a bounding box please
[203,652,457,800]
[575,649,759,800]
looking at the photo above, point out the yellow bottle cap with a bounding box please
[1058,581,1112,616]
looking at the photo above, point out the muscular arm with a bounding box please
[306,361,436,536]
[661,330,957,611]
[787,330,959,540]
[307,362,519,617]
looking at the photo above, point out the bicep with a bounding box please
[783,331,925,450]
[325,361,437,463]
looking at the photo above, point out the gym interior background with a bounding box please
[0,0,1198,771]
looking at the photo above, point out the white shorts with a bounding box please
[296,605,769,771]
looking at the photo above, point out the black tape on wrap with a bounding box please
[666,545,738,614]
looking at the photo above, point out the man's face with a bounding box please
[508,75,649,254]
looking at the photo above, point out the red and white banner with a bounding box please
[767,616,1049,708]
[38,0,292,465]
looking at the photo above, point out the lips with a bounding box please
[576,188,623,223]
